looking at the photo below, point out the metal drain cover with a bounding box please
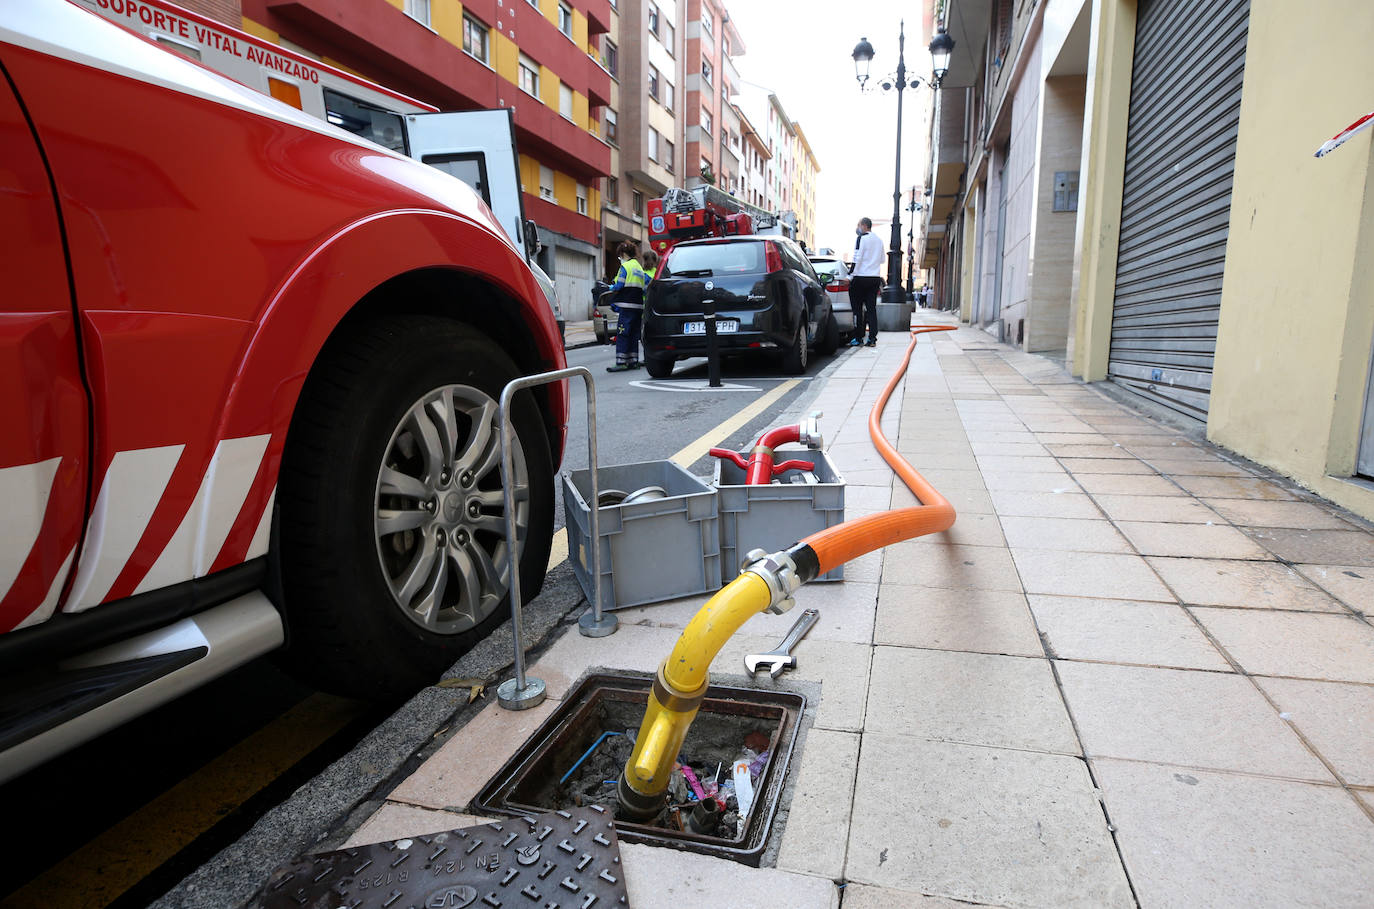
[259,805,628,908]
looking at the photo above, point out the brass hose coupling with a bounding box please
[741,549,802,615]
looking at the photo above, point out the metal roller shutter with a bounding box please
[1109,0,1249,420]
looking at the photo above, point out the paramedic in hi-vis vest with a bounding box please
[606,241,652,372]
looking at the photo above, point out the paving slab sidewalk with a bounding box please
[289,314,1374,908]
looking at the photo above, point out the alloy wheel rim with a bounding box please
[373,384,529,634]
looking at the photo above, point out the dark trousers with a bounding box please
[614,308,642,364]
[849,276,882,341]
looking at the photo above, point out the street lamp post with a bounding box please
[851,23,915,308]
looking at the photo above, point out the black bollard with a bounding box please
[703,298,722,388]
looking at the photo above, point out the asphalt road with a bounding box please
[0,337,841,909]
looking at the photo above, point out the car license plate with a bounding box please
[683,320,739,335]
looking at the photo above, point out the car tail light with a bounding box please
[764,241,783,274]
[828,278,850,291]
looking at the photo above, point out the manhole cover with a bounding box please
[259,805,627,908]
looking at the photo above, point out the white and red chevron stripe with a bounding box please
[1,436,277,623]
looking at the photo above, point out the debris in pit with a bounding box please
[545,701,777,838]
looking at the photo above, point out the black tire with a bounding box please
[817,311,840,356]
[644,355,674,379]
[276,315,554,699]
[780,320,808,375]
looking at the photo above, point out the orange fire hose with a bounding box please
[799,324,957,573]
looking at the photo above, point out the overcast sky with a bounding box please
[726,0,935,256]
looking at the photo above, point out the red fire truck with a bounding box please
[646,185,780,258]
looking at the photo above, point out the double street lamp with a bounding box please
[851,23,954,307]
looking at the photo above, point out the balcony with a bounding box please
[586,53,613,108]
[266,0,501,109]
[509,90,612,182]
[584,0,612,35]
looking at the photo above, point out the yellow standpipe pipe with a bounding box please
[617,325,958,820]
[616,572,773,818]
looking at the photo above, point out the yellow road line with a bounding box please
[6,693,365,909]
[548,378,799,572]
[668,379,800,468]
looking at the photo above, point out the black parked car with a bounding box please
[642,236,839,378]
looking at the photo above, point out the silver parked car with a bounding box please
[808,256,854,340]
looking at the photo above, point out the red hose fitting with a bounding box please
[709,415,823,484]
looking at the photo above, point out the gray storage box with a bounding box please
[563,461,722,610]
[714,447,845,582]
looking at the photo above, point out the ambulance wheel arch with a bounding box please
[216,217,567,696]
[218,211,569,475]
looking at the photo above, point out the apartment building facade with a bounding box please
[923,0,1374,521]
[791,124,819,249]
[682,0,742,193]
[600,0,683,280]
[736,104,771,210]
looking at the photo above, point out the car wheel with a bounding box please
[817,311,840,355]
[644,355,674,379]
[780,321,808,375]
[277,315,553,699]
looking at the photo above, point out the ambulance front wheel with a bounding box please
[276,315,554,699]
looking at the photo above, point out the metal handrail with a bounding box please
[496,366,615,711]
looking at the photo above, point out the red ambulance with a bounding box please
[0,0,567,781]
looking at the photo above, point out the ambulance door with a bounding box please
[0,72,89,632]
[404,109,529,256]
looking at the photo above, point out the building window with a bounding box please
[602,38,618,77]
[700,58,712,86]
[462,13,489,64]
[558,2,574,36]
[665,139,675,173]
[606,176,619,206]
[559,83,574,119]
[648,65,660,102]
[648,128,660,162]
[662,80,674,114]
[664,21,675,54]
[722,34,730,55]
[519,53,540,98]
[576,184,588,214]
[648,4,660,36]
[632,190,644,217]
[606,108,618,145]
[700,7,713,38]
[700,108,712,136]
[539,165,555,201]
[404,0,430,27]
[527,0,539,9]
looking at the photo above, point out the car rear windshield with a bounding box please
[663,241,765,278]
[811,259,847,278]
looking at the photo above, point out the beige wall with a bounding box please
[1027,74,1086,352]
[1069,0,1136,380]
[1208,0,1374,518]
[996,31,1044,345]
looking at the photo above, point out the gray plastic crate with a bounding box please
[563,460,722,611]
[714,447,845,582]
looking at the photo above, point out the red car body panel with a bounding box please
[0,0,566,633]
[0,75,89,633]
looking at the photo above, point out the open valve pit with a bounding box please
[474,674,805,865]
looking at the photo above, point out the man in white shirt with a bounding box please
[848,217,885,347]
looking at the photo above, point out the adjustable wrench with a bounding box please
[744,609,819,679]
